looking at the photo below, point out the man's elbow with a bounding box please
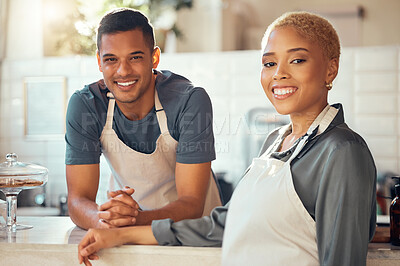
[188,207,203,220]
[67,195,96,229]
[67,196,81,221]
[180,197,205,219]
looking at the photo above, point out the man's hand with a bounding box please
[97,186,140,228]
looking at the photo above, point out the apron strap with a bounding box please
[288,105,338,162]
[105,91,169,135]
[306,105,339,137]
[261,124,291,158]
[263,105,339,161]
[154,90,169,135]
[105,92,115,129]
[316,106,338,136]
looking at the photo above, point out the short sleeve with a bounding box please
[65,92,102,165]
[175,89,215,164]
[316,141,376,266]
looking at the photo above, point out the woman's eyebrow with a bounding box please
[262,52,274,57]
[287,47,309,53]
[263,47,309,57]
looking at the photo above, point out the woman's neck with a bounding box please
[279,106,326,152]
[289,103,328,136]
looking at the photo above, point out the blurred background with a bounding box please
[0,0,399,215]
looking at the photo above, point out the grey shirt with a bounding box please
[152,104,377,266]
[65,70,216,165]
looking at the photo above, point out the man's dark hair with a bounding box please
[97,8,155,51]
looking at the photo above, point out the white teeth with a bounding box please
[274,88,296,95]
[117,80,136,86]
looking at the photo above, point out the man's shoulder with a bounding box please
[75,79,107,100]
[156,70,210,111]
[156,70,207,98]
[67,79,108,118]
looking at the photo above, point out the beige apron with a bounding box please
[100,90,221,215]
[222,105,338,266]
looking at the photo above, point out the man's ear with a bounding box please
[96,51,103,72]
[152,46,161,69]
[326,58,339,84]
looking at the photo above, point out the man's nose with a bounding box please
[117,60,132,76]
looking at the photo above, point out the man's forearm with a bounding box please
[68,197,100,229]
[135,196,204,225]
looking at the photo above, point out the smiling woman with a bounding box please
[77,11,376,266]
[260,27,337,151]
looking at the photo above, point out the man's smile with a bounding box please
[115,80,137,87]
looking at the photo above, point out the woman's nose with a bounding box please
[273,65,289,80]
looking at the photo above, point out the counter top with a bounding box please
[0,216,221,266]
[0,216,399,266]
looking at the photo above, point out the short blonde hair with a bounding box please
[262,12,341,60]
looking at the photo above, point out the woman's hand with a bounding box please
[78,228,125,265]
[78,225,157,265]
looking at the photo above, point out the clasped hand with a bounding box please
[97,186,140,228]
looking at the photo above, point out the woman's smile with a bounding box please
[272,86,298,99]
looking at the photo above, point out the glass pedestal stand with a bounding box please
[0,189,32,232]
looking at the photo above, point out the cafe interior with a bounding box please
[0,0,400,265]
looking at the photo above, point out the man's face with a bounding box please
[97,29,159,106]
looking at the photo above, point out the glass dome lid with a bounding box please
[0,153,48,178]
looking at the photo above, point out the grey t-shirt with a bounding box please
[151,104,377,266]
[65,70,216,165]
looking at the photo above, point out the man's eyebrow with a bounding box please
[102,51,145,57]
[263,47,309,57]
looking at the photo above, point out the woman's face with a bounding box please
[261,26,337,117]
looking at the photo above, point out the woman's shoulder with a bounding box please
[320,122,370,152]
[297,120,373,165]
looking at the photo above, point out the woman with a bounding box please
[78,12,376,266]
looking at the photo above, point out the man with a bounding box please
[65,8,221,230]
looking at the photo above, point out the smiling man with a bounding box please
[65,8,221,230]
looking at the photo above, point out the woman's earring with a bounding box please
[325,82,333,90]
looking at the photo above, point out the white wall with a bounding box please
[3,0,43,59]
[175,0,223,52]
[1,46,399,206]
[221,0,400,50]
[3,0,399,54]
[1,0,399,206]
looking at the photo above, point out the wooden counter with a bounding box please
[0,217,399,265]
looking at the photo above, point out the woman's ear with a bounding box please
[326,58,339,84]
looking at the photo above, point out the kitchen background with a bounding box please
[0,0,399,212]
